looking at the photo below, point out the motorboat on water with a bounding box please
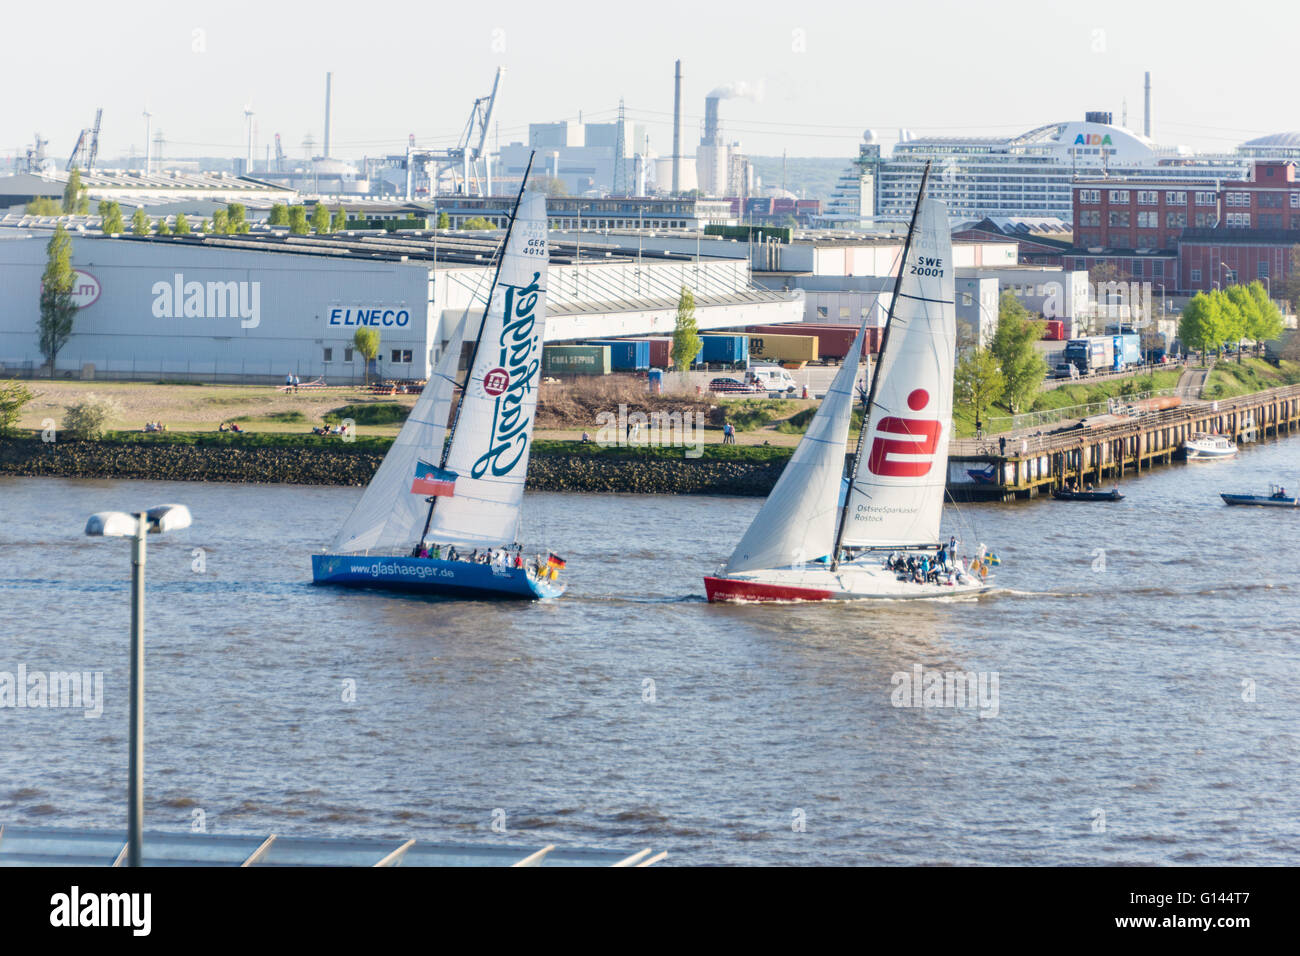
[704,162,994,603]
[311,155,566,600]
[1220,484,1297,508]
[1183,433,1237,461]
[1052,486,1124,501]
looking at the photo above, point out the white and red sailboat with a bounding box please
[705,163,990,602]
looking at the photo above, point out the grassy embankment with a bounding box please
[1203,358,1300,399]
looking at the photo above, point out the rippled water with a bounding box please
[2,437,1299,864]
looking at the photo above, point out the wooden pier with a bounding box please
[948,383,1300,501]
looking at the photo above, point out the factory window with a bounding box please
[1195,192,1216,206]
[1225,192,1250,207]
[1138,191,1158,205]
[323,348,333,362]
[1258,192,1283,208]
[1078,210,1100,226]
[391,349,413,363]
[1165,212,1187,228]
[1258,261,1270,279]
[1226,212,1251,228]
[1194,212,1214,227]
[1165,191,1187,205]
[839,306,850,318]
[1078,189,1100,204]
[1108,211,1130,227]
[1260,214,1282,229]
[1190,269,1201,283]
[816,306,828,318]
[1152,260,1164,278]
[344,347,355,362]
[1137,211,1158,228]
[1108,190,1130,203]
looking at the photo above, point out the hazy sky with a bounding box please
[4,0,1296,164]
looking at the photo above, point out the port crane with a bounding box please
[274,133,285,173]
[405,67,503,198]
[66,108,104,172]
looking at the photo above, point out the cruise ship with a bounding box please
[824,112,1251,226]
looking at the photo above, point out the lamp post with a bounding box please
[85,503,193,867]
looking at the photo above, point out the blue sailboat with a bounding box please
[312,161,566,600]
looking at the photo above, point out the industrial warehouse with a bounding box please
[0,225,801,383]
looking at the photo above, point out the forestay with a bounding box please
[724,322,868,573]
[425,190,548,548]
[840,197,955,549]
[329,315,466,553]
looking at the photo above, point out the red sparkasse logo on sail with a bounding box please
[868,388,942,477]
[482,367,510,396]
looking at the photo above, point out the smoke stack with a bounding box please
[704,96,720,145]
[672,59,682,196]
[324,72,333,158]
[1144,71,1151,138]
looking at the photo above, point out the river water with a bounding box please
[2,437,1299,865]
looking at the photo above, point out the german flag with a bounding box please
[547,553,567,569]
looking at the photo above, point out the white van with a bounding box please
[746,363,798,394]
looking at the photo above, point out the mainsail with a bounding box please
[840,196,955,548]
[724,322,868,573]
[329,315,467,553]
[424,190,548,548]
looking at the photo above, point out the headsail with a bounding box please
[724,322,868,573]
[329,315,466,553]
[840,196,955,548]
[424,190,548,548]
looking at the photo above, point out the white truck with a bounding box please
[746,363,799,394]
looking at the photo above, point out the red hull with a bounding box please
[703,576,834,603]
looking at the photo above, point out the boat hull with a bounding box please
[311,554,566,600]
[1220,494,1298,508]
[1052,489,1124,501]
[705,560,989,603]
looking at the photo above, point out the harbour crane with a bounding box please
[274,133,285,173]
[406,67,503,198]
[66,108,104,172]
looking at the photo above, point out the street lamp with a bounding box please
[84,503,192,867]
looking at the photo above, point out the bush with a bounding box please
[324,402,409,425]
[64,393,123,439]
[232,410,308,424]
[0,382,35,434]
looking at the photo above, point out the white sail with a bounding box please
[425,190,548,549]
[841,197,955,548]
[724,323,868,573]
[329,316,466,553]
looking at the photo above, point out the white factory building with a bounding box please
[0,225,800,384]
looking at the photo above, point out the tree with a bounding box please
[436,211,450,229]
[38,224,78,373]
[331,205,347,232]
[1224,285,1259,363]
[130,207,150,236]
[63,393,123,440]
[227,202,250,234]
[1213,288,1245,363]
[1245,280,1284,356]
[288,205,309,235]
[461,216,496,230]
[1178,292,1222,363]
[98,200,124,234]
[196,218,210,233]
[154,217,172,235]
[311,203,330,233]
[212,208,230,235]
[175,213,191,235]
[954,348,1005,435]
[989,291,1047,413]
[26,197,61,216]
[0,382,34,435]
[671,286,702,373]
[353,328,380,385]
[268,203,289,226]
[1283,244,1300,315]
[63,168,88,214]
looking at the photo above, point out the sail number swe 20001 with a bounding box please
[910,256,945,277]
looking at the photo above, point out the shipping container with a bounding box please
[1042,319,1066,341]
[628,337,673,369]
[747,323,873,362]
[697,333,749,367]
[584,339,651,371]
[746,332,819,364]
[542,344,611,377]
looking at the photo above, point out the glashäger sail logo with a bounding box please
[472,272,543,480]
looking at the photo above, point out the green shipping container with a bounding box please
[746,332,819,363]
[543,345,612,376]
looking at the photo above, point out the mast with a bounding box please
[418,151,536,549]
[831,160,931,571]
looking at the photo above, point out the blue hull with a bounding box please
[311,554,566,600]
[1220,494,1297,508]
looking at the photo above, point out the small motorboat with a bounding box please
[1183,433,1237,460]
[1221,485,1297,508]
[1052,486,1124,502]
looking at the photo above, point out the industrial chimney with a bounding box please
[672,59,682,196]
[703,96,721,146]
[324,72,333,158]
[1144,72,1151,138]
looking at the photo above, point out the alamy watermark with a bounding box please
[595,404,705,458]
[891,664,999,718]
[151,273,260,328]
[0,664,103,718]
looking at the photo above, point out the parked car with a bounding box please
[709,377,763,394]
[1050,362,1080,380]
